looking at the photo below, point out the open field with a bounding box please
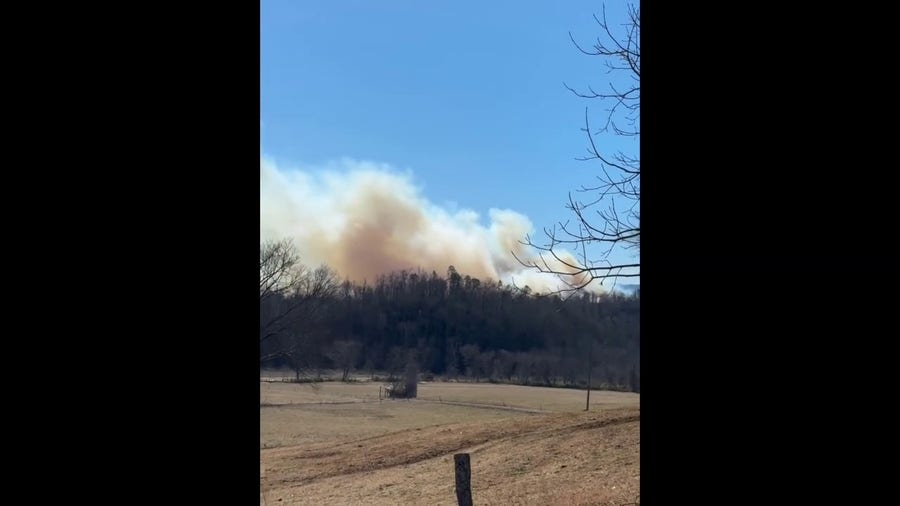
[261,377,639,412]
[261,381,639,505]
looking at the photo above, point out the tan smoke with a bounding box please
[260,157,598,293]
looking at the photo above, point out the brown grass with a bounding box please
[261,400,534,449]
[260,381,639,505]
[261,380,639,412]
[416,382,639,413]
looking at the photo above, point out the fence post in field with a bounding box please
[585,339,593,411]
[454,453,473,506]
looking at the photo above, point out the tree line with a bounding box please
[260,239,639,392]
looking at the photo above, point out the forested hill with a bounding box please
[261,266,639,392]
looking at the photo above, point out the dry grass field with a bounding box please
[260,379,639,505]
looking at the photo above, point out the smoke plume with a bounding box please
[260,157,593,293]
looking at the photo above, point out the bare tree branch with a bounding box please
[519,3,639,294]
[260,239,341,346]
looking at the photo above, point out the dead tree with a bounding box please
[517,4,640,293]
[259,239,305,344]
[259,239,339,367]
[325,340,363,381]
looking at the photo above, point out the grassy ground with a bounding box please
[261,405,639,505]
[260,381,639,505]
[261,378,639,412]
[261,400,532,449]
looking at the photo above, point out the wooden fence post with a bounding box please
[454,453,473,506]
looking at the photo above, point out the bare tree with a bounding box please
[404,358,419,398]
[459,344,481,382]
[259,239,305,343]
[259,239,340,365]
[517,4,640,293]
[326,340,363,381]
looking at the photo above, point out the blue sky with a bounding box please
[261,0,639,288]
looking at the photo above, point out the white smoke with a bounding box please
[260,157,597,293]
